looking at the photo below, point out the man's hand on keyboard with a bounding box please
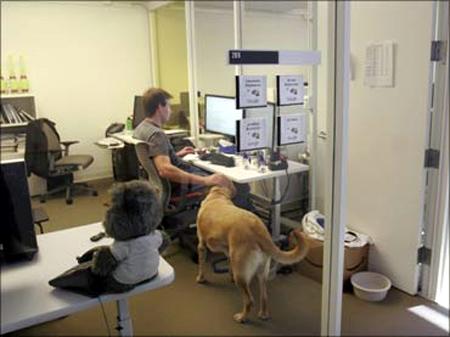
[177,146,195,157]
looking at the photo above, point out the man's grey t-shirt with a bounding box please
[133,119,187,169]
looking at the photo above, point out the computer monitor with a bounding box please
[0,159,38,262]
[132,95,145,128]
[204,95,243,138]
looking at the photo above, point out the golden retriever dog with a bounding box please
[196,186,309,323]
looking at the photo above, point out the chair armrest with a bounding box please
[61,140,79,155]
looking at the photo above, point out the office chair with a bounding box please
[135,142,201,232]
[135,142,229,272]
[25,118,97,205]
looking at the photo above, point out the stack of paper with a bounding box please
[0,104,34,125]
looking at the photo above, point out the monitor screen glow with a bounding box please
[205,95,243,137]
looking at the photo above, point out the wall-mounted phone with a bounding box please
[105,123,124,136]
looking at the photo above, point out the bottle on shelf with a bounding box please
[8,75,18,94]
[1,74,7,94]
[18,55,30,93]
[7,55,18,94]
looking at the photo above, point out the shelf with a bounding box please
[1,93,34,99]
[1,122,29,128]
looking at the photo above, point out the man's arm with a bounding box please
[153,154,231,188]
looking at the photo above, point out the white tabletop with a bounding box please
[0,223,175,335]
[183,153,309,184]
[111,129,188,145]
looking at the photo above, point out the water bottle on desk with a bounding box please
[126,116,133,134]
[242,152,250,170]
[257,151,267,173]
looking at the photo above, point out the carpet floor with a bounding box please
[7,178,447,336]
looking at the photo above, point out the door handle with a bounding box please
[318,131,328,140]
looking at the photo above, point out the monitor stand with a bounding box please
[268,149,288,171]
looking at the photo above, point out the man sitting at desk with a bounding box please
[133,87,254,210]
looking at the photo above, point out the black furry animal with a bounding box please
[49,180,164,296]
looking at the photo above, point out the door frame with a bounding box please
[420,0,449,302]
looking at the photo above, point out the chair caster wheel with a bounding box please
[66,199,73,205]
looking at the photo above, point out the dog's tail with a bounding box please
[258,228,309,265]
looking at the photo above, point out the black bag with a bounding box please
[48,261,104,297]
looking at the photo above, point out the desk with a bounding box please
[110,129,188,145]
[1,223,175,336]
[184,153,309,239]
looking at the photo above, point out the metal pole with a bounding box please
[321,1,350,336]
[233,1,244,76]
[116,299,133,337]
[308,1,318,210]
[185,1,200,144]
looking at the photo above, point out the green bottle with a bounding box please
[7,55,18,93]
[9,75,18,93]
[18,56,29,93]
[1,74,7,94]
[126,116,133,131]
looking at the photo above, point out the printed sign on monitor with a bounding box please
[236,117,268,152]
[276,75,304,106]
[236,75,267,109]
[277,113,307,146]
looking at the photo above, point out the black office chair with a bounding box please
[25,118,97,205]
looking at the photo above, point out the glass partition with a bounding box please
[193,1,235,134]
[238,1,334,334]
[153,2,190,130]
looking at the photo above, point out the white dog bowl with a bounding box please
[351,272,392,302]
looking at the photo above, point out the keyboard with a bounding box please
[199,152,235,167]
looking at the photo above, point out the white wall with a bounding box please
[347,1,433,293]
[1,1,152,181]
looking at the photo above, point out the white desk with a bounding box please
[110,128,188,145]
[1,223,175,336]
[184,153,309,239]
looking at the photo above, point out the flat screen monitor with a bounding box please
[205,95,243,138]
[0,159,38,262]
[132,95,145,128]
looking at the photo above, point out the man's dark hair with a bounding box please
[142,88,173,117]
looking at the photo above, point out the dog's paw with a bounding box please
[196,275,207,284]
[233,313,248,324]
[258,311,270,321]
